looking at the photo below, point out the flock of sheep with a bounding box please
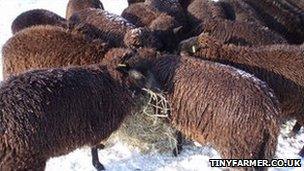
[0,0,304,170]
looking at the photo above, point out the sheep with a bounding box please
[2,25,109,79]
[243,0,304,44]
[115,51,280,167]
[121,0,189,42]
[179,34,304,137]
[11,9,67,34]
[122,3,160,27]
[68,8,163,49]
[66,0,104,19]
[192,19,287,46]
[0,63,156,170]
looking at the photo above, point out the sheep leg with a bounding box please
[172,131,183,157]
[289,121,302,137]
[91,146,105,171]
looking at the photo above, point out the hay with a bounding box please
[106,88,178,154]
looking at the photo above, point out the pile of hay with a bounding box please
[106,88,179,154]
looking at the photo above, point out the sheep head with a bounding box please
[179,33,222,57]
[124,27,163,50]
[104,48,161,95]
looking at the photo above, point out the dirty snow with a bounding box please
[0,0,303,171]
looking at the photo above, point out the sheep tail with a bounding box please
[258,116,280,162]
[256,78,281,161]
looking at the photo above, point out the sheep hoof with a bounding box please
[173,131,183,157]
[172,147,181,157]
[93,163,105,171]
[289,122,302,137]
[91,147,105,170]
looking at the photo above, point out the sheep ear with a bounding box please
[173,26,183,35]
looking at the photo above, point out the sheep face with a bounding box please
[179,33,221,56]
[124,28,163,50]
[116,64,161,95]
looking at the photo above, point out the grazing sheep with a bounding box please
[0,63,154,170]
[193,19,287,46]
[116,50,280,164]
[180,34,304,135]
[66,0,104,19]
[11,9,67,34]
[2,25,109,79]
[69,8,163,49]
[243,0,304,44]
[122,0,189,42]
[117,52,280,165]
[122,3,160,27]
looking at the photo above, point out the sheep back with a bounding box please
[69,8,135,47]
[11,9,67,34]
[187,34,304,123]
[66,0,104,19]
[0,65,134,170]
[196,19,287,45]
[156,55,280,160]
[2,25,109,79]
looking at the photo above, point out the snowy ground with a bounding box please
[0,0,303,170]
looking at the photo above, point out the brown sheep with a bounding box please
[11,9,67,34]
[115,51,280,167]
[0,63,155,170]
[69,8,163,49]
[2,25,109,79]
[180,34,304,136]
[121,0,189,43]
[243,0,304,44]
[66,0,104,19]
[193,19,287,46]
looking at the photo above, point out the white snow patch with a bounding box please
[0,1,303,171]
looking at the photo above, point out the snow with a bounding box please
[0,0,303,171]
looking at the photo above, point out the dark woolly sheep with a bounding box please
[243,0,304,44]
[180,34,304,135]
[11,9,67,34]
[69,8,163,49]
[0,63,154,170]
[116,52,280,165]
[66,0,104,19]
[193,19,287,46]
[122,0,189,43]
[2,25,109,79]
